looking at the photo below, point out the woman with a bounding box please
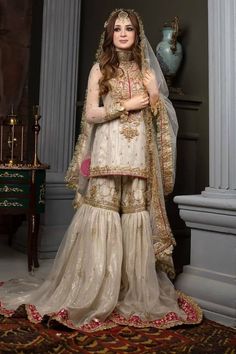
[0,9,202,332]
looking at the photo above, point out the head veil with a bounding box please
[65,9,178,278]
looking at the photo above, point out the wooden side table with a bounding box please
[0,166,47,272]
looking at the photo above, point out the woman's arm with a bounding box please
[86,63,150,124]
[85,63,107,123]
[142,69,160,108]
[86,63,130,123]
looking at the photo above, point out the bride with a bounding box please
[0,9,202,332]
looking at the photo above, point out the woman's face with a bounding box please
[113,17,136,51]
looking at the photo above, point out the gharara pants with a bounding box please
[82,176,187,322]
[0,176,202,331]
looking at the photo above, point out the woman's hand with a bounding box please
[143,70,159,101]
[123,94,149,112]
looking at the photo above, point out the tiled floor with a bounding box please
[0,235,54,282]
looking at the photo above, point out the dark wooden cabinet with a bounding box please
[0,166,47,272]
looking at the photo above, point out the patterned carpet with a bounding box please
[0,315,235,353]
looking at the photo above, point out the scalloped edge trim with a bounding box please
[0,291,202,332]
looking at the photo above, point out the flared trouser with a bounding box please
[0,176,202,330]
[84,176,186,320]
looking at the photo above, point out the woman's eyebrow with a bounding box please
[114,24,133,28]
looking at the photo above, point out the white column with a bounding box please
[204,0,236,196]
[174,0,236,327]
[38,0,81,256]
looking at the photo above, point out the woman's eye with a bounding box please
[114,27,134,32]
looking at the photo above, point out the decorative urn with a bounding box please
[156,16,183,88]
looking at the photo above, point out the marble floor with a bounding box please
[0,235,54,282]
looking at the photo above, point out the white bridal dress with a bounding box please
[0,51,202,332]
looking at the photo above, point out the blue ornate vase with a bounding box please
[156,17,183,88]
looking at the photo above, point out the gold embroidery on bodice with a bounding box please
[109,52,146,141]
[119,112,141,142]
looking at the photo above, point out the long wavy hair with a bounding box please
[99,10,142,96]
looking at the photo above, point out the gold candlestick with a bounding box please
[33,105,42,166]
[7,107,18,165]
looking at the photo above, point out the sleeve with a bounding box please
[85,63,127,124]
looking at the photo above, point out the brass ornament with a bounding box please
[0,185,23,193]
